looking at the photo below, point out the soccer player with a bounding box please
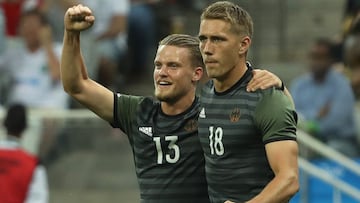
[61,4,286,202]
[197,1,299,203]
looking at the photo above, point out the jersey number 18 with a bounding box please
[209,126,224,156]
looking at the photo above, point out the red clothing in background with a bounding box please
[0,0,42,36]
[0,148,38,203]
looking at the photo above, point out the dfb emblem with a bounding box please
[184,119,198,132]
[229,108,241,123]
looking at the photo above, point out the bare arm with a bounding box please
[246,141,299,203]
[61,5,113,122]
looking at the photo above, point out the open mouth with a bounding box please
[158,81,172,87]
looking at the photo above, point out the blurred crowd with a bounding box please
[0,0,359,164]
[1,0,360,202]
[0,1,208,201]
[0,0,209,110]
[288,0,360,157]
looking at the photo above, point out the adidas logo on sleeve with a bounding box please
[139,127,153,137]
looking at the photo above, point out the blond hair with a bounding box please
[159,34,204,68]
[201,1,253,38]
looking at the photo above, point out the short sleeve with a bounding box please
[254,88,297,144]
[112,93,143,134]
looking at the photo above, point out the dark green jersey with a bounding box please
[198,67,297,203]
[112,93,209,203]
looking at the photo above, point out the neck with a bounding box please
[160,91,196,116]
[214,61,248,93]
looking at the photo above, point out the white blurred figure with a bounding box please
[81,0,130,89]
[0,9,68,109]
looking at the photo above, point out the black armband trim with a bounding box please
[111,93,119,128]
[276,80,285,91]
[264,136,297,145]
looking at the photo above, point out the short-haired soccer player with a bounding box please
[198,1,299,203]
[61,4,287,202]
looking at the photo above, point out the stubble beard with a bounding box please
[155,89,185,105]
[155,90,176,104]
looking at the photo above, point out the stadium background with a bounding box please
[1,0,358,202]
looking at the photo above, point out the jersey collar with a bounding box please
[159,96,199,118]
[214,62,253,96]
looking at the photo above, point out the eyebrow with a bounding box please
[198,35,227,40]
[154,60,182,65]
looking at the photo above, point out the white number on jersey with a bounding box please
[209,126,224,156]
[153,136,180,164]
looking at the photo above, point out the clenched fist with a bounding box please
[64,4,95,32]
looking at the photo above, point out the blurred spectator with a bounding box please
[0,9,68,109]
[0,7,5,54]
[342,8,360,99]
[291,38,359,157]
[127,0,210,75]
[0,104,48,203]
[39,0,77,42]
[0,8,6,106]
[343,0,360,38]
[126,0,209,82]
[344,34,360,99]
[344,31,360,146]
[331,0,360,70]
[0,0,43,37]
[127,0,156,78]
[79,0,129,89]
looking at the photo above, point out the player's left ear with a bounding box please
[238,36,251,55]
[192,67,203,82]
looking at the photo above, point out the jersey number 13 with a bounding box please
[153,136,180,164]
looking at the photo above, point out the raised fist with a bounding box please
[64,4,95,32]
